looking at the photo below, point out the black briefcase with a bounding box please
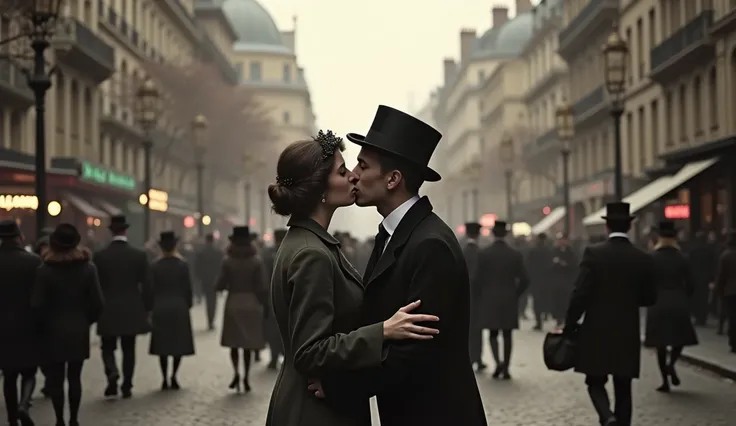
[543,331,578,372]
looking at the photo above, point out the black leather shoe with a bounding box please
[103,383,117,398]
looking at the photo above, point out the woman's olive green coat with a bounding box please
[265,218,384,426]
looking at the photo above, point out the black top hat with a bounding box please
[158,231,178,244]
[108,215,130,231]
[465,222,482,236]
[601,202,635,221]
[656,220,677,237]
[49,223,81,251]
[0,219,20,238]
[274,228,287,243]
[346,105,442,182]
[492,220,508,236]
[229,226,251,242]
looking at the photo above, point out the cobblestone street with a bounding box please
[5,306,735,425]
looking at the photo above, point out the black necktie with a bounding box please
[363,224,389,281]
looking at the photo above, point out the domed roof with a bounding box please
[471,11,534,59]
[222,0,291,53]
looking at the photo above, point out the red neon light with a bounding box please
[664,204,689,219]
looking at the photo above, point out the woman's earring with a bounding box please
[321,195,326,203]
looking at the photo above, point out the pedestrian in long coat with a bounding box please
[526,233,554,330]
[194,234,224,331]
[476,221,529,379]
[644,221,698,392]
[216,226,267,393]
[93,215,152,398]
[261,228,287,370]
[32,224,104,426]
[463,222,484,371]
[563,203,655,426]
[550,234,577,326]
[0,220,43,426]
[149,231,195,390]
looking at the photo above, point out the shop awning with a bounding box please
[583,157,718,226]
[96,200,123,216]
[64,193,108,218]
[531,206,565,235]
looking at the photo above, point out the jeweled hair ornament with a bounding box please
[314,130,345,160]
[276,176,294,187]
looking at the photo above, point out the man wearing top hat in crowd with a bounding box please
[262,228,287,369]
[463,222,486,371]
[92,215,154,399]
[0,219,43,426]
[311,105,487,425]
[194,233,225,331]
[475,220,530,379]
[563,202,656,426]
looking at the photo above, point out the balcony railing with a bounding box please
[650,11,714,83]
[0,60,33,106]
[573,86,606,118]
[558,0,618,60]
[524,128,557,157]
[55,19,115,84]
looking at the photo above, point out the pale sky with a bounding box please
[259,0,520,238]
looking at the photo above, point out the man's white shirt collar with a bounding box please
[608,232,629,240]
[113,236,128,242]
[380,195,420,247]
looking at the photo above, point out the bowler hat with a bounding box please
[158,231,178,245]
[656,220,677,238]
[273,228,287,243]
[346,105,442,182]
[49,223,81,251]
[601,202,635,221]
[0,219,20,238]
[108,215,130,231]
[465,222,482,237]
[492,220,508,237]
[229,226,251,242]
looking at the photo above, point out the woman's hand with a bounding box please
[383,300,439,340]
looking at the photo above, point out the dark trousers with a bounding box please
[727,295,736,350]
[585,375,632,426]
[1,366,36,424]
[469,325,482,364]
[204,289,218,328]
[46,361,84,424]
[100,335,136,390]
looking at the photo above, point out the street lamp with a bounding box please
[0,0,65,239]
[499,133,515,224]
[192,113,208,237]
[556,99,575,236]
[136,78,161,241]
[602,24,629,201]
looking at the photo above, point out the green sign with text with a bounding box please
[80,161,136,192]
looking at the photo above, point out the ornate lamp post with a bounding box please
[0,0,65,239]
[499,133,515,224]
[556,100,575,236]
[135,78,161,241]
[602,24,629,201]
[192,114,208,237]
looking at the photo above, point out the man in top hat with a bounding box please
[0,219,43,425]
[262,228,287,369]
[563,202,655,426]
[310,105,486,425]
[463,222,485,371]
[475,220,530,379]
[194,233,225,331]
[92,215,154,399]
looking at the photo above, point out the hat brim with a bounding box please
[158,237,179,244]
[108,223,130,230]
[601,215,636,221]
[346,133,441,182]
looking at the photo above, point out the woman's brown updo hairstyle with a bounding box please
[268,130,346,217]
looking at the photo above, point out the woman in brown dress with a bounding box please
[216,226,267,393]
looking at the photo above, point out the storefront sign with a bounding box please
[80,161,136,192]
[664,204,690,219]
[146,189,168,212]
[0,194,38,211]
